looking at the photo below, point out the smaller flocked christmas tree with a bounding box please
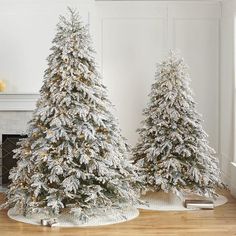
[1,8,141,221]
[133,51,222,198]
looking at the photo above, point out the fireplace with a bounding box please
[0,93,38,188]
[2,134,27,186]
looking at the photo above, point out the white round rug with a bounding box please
[137,191,227,211]
[8,205,139,227]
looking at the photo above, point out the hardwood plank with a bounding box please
[0,191,236,236]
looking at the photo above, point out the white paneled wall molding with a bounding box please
[96,1,221,162]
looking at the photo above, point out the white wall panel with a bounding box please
[168,1,220,160]
[96,1,167,145]
[96,1,220,152]
[102,18,166,144]
[170,18,220,153]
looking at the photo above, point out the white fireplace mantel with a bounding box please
[0,93,40,111]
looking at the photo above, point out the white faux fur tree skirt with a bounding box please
[137,191,227,211]
[8,204,139,227]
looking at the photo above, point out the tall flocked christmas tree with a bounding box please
[2,8,141,220]
[133,51,222,198]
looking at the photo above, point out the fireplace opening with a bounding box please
[1,134,27,186]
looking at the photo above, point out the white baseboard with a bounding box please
[230,162,236,197]
[0,186,7,193]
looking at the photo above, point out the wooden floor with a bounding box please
[0,191,236,236]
